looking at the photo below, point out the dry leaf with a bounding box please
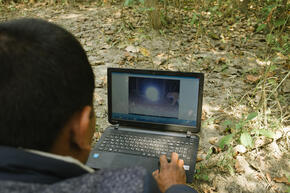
[203,186,216,193]
[101,76,107,87]
[202,110,207,120]
[105,30,114,35]
[273,175,290,185]
[235,159,244,173]
[125,45,139,53]
[214,119,220,124]
[94,93,104,105]
[256,173,263,180]
[196,150,205,162]
[233,145,247,154]
[266,71,275,77]
[266,173,272,182]
[140,47,150,57]
[216,57,226,64]
[196,155,204,162]
[210,146,221,154]
[209,137,218,145]
[94,132,102,139]
[124,52,135,61]
[114,11,121,19]
[246,74,260,83]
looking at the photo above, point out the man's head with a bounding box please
[0,18,95,163]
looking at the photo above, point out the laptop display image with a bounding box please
[87,68,204,183]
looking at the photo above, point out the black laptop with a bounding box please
[87,68,204,182]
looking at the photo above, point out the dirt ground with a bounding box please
[1,2,289,193]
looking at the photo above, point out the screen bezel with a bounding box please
[107,68,204,133]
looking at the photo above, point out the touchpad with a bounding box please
[110,153,158,171]
[87,152,158,172]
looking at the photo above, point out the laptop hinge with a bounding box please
[186,131,192,138]
[113,124,119,130]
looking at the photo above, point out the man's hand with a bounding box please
[152,152,186,193]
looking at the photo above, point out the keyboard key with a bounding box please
[97,132,198,161]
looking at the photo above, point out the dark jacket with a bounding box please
[0,146,197,193]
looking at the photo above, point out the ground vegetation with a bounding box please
[0,0,289,192]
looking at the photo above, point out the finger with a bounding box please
[171,152,179,164]
[152,170,159,180]
[178,159,184,168]
[152,169,159,176]
[160,155,168,169]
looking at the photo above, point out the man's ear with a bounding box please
[71,105,93,151]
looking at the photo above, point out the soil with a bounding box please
[1,2,289,193]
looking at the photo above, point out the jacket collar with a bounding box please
[25,149,94,173]
[0,146,93,184]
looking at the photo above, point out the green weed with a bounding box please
[218,112,275,150]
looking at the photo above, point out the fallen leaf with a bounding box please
[196,150,205,162]
[125,45,139,53]
[101,76,107,87]
[214,119,220,124]
[282,79,290,93]
[273,175,290,185]
[201,110,207,120]
[94,132,102,139]
[203,186,216,193]
[208,31,220,40]
[233,145,247,154]
[256,173,263,180]
[246,74,260,83]
[266,173,271,182]
[266,71,275,77]
[124,52,135,61]
[235,159,245,173]
[210,146,221,154]
[234,156,254,175]
[196,156,203,162]
[209,137,218,145]
[153,53,167,65]
[140,47,150,57]
[216,57,226,64]
[105,30,114,35]
[114,11,121,19]
[94,93,104,105]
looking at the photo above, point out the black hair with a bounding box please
[0,18,95,151]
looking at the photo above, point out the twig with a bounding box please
[262,75,267,127]
[266,71,290,100]
[166,35,172,66]
[274,91,283,121]
[279,15,289,34]
[238,79,264,104]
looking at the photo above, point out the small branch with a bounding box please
[267,71,290,100]
[274,91,283,121]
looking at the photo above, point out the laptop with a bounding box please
[87,68,204,183]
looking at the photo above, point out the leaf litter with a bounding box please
[1,2,289,193]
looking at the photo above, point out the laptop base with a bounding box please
[87,127,198,183]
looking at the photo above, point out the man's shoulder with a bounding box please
[0,167,152,193]
[70,167,149,193]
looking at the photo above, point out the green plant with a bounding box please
[194,163,210,181]
[124,0,144,7]
[217,146,235,175]
[218,112,275,150]
[255,0,289,54]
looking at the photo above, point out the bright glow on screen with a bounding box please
[145,86,159,102]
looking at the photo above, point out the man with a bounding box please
[0,18,197,193]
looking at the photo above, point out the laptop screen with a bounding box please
[110,70,202,128]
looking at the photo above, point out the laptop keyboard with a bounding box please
[96,131,198,163]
